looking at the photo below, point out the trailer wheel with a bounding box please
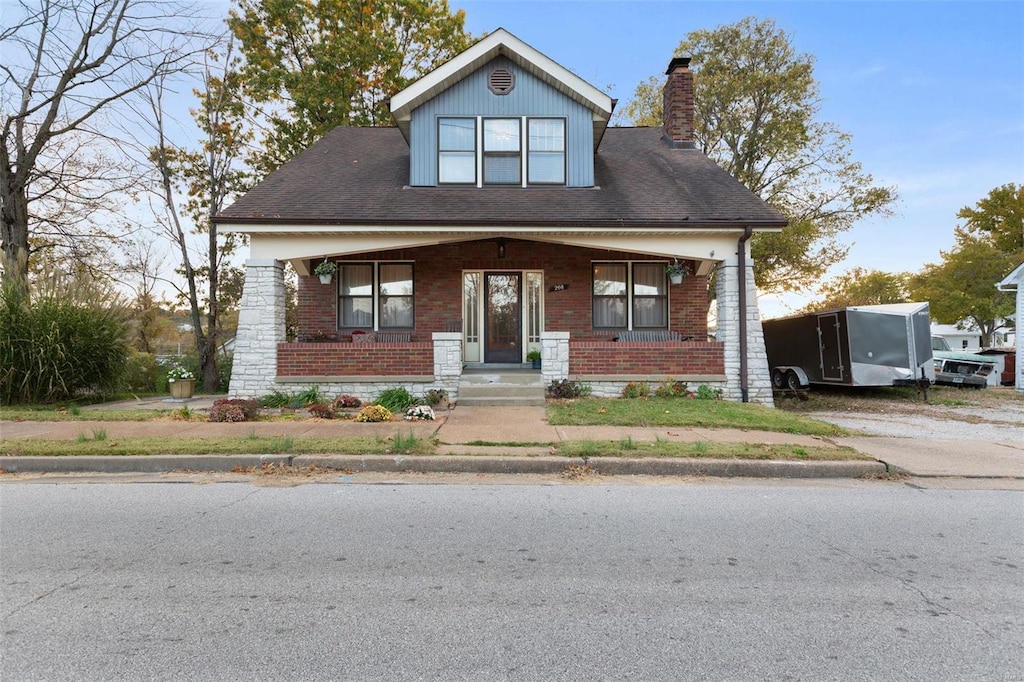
[785,370,804,391]
[771,368,787,389]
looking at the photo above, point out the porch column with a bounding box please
[715,256,773,406]
[228,259,286,398]
[432,332,463,400]
[541,331,570,383]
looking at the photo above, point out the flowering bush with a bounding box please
[307,402,335,419]
[654,379,691,398]
[333,394,362,409]
[355,404,392,422]
[404,405,435,421]
[622,381,651,399]
[208,398,259,422]
[166,365,195,382]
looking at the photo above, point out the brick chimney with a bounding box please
[663,56,695,149]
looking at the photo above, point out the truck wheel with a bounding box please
[786,370,803,391]
[771,368,787,389]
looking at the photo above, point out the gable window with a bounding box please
[528,118,565,184]
[483,118,521,184]
[592,262,668,330]
[339,262,414,329]
[437,116,566,186]
[438,118,476,184]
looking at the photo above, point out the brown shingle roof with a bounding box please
[214,126,786,228]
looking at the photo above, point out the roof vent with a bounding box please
[488,67,515,95]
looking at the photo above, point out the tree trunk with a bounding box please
[0,174,31,290]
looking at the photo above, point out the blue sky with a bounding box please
[452,1,1024,316]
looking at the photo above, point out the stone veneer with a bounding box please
[229,259,286,398]
[715,254,774,406]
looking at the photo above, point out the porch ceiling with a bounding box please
[247,230,749,276]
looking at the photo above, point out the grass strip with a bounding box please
[547,398,847,436]
[556,440,868,461]
[2,434,436,457]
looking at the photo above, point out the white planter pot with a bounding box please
[669,273,684,284]
[318,274,334,284]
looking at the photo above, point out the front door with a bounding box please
[484,273,521,363]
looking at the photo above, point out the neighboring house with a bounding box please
[997,263,1023,391]
[930,323,983,351]
[213,29,787,405]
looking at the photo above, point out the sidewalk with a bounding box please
[2,401,1022,480]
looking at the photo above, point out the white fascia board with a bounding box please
[218,223,783,236]
[389,28,613,122]
[996,262,1024,290]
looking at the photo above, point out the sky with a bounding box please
[450,0,1024,318]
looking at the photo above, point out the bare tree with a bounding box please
[1,0,214,290]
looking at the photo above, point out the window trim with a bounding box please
[591,261,670,331]
[337,261,415,331]
[437,117,477,185]
[482,117,522,185]
[436,115,567,187]
[526,117,567,186]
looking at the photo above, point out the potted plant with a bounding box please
[166,365,196,399]
[314,259,338,284]
[527,348,542,369]
[666,259,690,284]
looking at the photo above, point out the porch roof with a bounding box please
[214,127,787,230]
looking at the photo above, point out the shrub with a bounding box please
[404,405,435,421]
[288,385,323,408]
[654,379,690,398]
[0,279,129,404]
[622,381,651,399]
[695,385,723,400]
[546,379,591,399]
[209,398,260,422]
[307,402,335,419]
[374,386,416,412]
[355,404,392,422]
[422,388,448,406]
[259,390,291,408]
[333,394,362,409]
[121,351,159,393]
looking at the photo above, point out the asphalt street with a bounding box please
[2,480,1022,680]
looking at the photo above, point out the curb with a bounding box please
[0,454,886,479]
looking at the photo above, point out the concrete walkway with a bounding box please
[2,399,1022,480]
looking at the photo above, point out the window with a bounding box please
[438,116,566,186]
[339,263,414,329]
[528,118,565,184]
[483,118,521,184]
[592,262,669,330]
[439,118,476,184]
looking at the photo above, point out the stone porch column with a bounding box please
[541,331,570,383]
[228,259,286,398]
[715,256,774,407]
[432,332,463,401]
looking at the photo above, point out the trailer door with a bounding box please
[817,313,844,381]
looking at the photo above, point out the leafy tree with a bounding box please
[0,0,212,290]
[228,0,470,175]
[957,183,1023,254]
[620,17,896,292]
[803,267,910,312]
[908,228,1016,347]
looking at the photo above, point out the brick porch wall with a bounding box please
[569,341,725,375]
[277,342,433,376]
[297,240,710,341]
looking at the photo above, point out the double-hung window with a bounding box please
[592,262,668,330]
[438,116,566,186]
[339,263,414,329]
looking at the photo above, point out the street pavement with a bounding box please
[1,396,1022,480]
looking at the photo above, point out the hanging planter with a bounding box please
[666,259,690,285]
[314,259,337,284]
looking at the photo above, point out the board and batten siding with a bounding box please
[408,57,595,187]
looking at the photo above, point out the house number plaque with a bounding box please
[549,284,569,292]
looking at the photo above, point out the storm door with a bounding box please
[484,273,521,363]
[817,313,844,381]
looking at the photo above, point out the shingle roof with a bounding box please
[214,126,787,229]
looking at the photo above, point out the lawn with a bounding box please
[547,397,846,436]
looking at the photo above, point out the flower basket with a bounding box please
[666,260,690,284]
[169,378,195,399]
[314,260,337,284]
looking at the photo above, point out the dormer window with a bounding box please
[438,116,566,187]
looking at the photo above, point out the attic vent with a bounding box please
[488,67,515,95]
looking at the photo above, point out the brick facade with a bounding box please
[569,341,725,375]
[297,239,709,342]
[277,342,433,376]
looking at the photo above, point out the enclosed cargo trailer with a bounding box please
[762,303,935,391]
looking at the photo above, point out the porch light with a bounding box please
[498,240,507,259]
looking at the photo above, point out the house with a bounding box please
[931,323,983,351]
[997,263,1023,391]
[213,29,787,405]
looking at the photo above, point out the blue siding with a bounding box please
[409,57,595,187]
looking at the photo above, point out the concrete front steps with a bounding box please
[457,365,546,407]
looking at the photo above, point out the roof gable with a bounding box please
[389,28,614,143]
